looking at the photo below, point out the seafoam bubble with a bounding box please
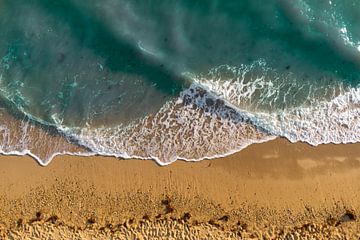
[57,55,360,165]
[61,84,274,165]
[262,87,360,145]
[1,60,359,166]
[189,61,360,146]
[0,107,87,166]
[189,60,343,111]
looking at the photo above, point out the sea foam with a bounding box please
[57,60,360,165]
[0,0,359,165]
[61,84,274,165]
[0,59,358,165]
[190,61,360,146]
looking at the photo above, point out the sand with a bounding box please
[0,138,360,239]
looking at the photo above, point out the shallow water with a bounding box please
[0,0,359,165]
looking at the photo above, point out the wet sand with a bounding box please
[0,138,360,239]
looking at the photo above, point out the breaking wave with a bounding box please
[0,0,359,165]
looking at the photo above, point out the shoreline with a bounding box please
[1,138,360,238]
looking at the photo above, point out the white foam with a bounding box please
[190,62,360,146]
[261,87,360,145]
[0,108,89,165]
[61,85,274,165]
[0,61,358,166]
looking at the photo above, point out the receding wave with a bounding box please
[0,0,359,165]
[0,60,358,165]
[191,61,360,145]
[58,61,360,165]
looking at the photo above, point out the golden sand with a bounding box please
[0,138,360,239]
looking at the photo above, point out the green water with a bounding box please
[0,0,359,164]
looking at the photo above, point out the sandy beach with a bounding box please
[0,138,360,239]
[1,1,360,239]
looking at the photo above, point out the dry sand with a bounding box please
[0,138,360,239]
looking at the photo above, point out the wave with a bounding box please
[58,61,358,165]
[0,60,358,165]
[59,84,275,165]
[0,0,359,165]
[190,61,360,145]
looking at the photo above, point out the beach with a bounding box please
[0,138,359,239]
[1,1,360,239]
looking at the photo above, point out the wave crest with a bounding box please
[62,84,273,165]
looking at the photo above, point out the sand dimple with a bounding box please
[2,217,359,239]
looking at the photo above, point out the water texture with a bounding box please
[0,0,359,165]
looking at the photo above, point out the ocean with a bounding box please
[0,0,359,165]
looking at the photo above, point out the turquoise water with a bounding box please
[0,0,359,165]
